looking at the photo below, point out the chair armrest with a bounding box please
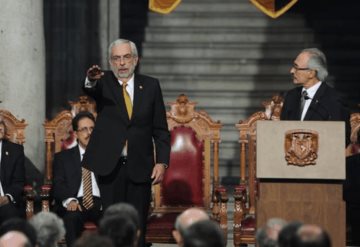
[233,184,247,239]
[212,186,228,240]
[40,184,52,212]
[24,185,35,219]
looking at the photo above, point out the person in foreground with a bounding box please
[82,38,171,246]
[53,111,103,246]
[0,119,25,223]
[172,207,210,246]
[280,48,350,144]
[182,220,225,247]
[29,211,65,247]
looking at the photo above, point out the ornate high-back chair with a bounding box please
[0,109,27,145]
[0,109,32,218]
[348,111,360,155]
[145,94,228,244]
[41,96,96,211]
[233,95,283,246]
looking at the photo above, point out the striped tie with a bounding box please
[82,167,94,210]
[123,82,132,118]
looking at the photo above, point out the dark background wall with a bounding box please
[44,0,148,119]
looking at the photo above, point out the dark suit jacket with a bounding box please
[82,72,171,183]
[53,146,82,206]
[0,140,25,203]
[280,82,350,144]
[344,153,360,204]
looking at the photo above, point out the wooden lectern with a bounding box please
[256,121,346,247]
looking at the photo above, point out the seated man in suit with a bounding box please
[0,119,25,223]
[53,111,102,246]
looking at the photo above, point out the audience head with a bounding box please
[182,220,225,247]
[293,224,331,247]
[99,214,139,247]
[256,218,287,247]
[72,111,95,149]
[278,221,303,247]
[0,119,7,141]
[173,208,210,246]
[0,218,37,247]
[103,202,140,230]
[29,212,65,247]
[73,232,114,247]
[0,231,32,247]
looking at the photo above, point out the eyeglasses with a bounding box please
[77,127,94,133]
[110,54,134,63]
[292,65,311,71]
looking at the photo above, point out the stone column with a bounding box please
[99,0,121,69]
[0,1,45,172]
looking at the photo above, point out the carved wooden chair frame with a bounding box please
[147,94,228,243]
[233,95,283,246]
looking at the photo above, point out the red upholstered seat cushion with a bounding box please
[146,213,178,242]
[241,215,256,235]
[161,126,204,206]
[83,221,97,233]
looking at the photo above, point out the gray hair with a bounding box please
[256,218,287,247]
[104,202,140,229]
[29,212,65,247]
[301,48,328,81]
[108,39,138,59]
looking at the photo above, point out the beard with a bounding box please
[111,62,136,80]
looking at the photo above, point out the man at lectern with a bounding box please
[280,48,350,145]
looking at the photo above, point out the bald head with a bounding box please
[173,208,209,246]
[175,208,209,231]
[0,231,31,247]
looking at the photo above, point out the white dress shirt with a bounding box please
[300,81,322,121]
[84,75,134,156]
[62,145,101,208]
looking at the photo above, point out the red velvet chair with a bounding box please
[233,95,283,246]
[146,94,228,244]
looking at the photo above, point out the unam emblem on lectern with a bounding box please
[284,129,319,166]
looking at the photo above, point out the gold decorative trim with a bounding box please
[149,0,181,14]
[250,0,298,19]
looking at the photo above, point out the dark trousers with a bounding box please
[98,158,151,247]
[0,202,21,224]
[61,197,103,247]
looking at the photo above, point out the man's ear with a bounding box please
[172,229,182,245]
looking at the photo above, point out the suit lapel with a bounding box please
[70,146,82,188]
[304,82,327,120]
[132,75,144,122]
[0,141,8,183]
[107,72,130,124]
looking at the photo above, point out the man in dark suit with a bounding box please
[82,39,171,246]
[53,112,102,246]
[280,48,350,144]
[0,119,25,223]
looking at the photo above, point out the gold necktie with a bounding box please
[82,167,94,210]
[123,82,132,119]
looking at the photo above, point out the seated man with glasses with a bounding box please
[280,48,350,145]
[53,111,102,246]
